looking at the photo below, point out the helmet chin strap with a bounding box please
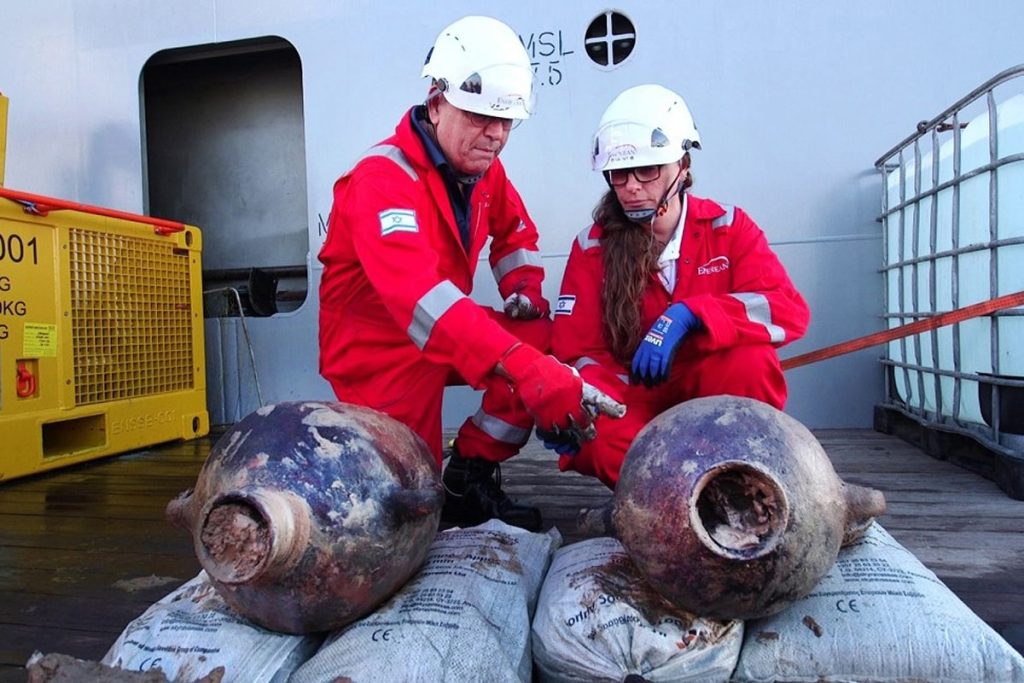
[624,207,658,223]
[456,170,485,184]
[623,165,686,225]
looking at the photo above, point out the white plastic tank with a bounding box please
[884,92,1024,428]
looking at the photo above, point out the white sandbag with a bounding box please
[291,519,560,683]
[531,537,743,683]
[102,571,322,683]
[734,522,1024,683]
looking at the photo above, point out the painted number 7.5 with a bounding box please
[532,62,563,86]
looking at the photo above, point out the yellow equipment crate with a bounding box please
[0,91,8,186]
[0,188,208,482]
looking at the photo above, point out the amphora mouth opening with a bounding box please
[691,461,789,560]
[197,488,308,584]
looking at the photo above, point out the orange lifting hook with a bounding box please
[16,361,36,398]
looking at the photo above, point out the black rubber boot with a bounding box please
[441,449,542,532]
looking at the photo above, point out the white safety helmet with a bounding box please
[421,15,536,120]
[592,84,701,172]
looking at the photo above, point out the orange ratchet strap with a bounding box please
[782,290,1024,371]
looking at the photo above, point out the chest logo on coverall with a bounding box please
[379,209,418,237]
[697,256,730,276]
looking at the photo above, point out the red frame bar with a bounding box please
[0,187,185,235]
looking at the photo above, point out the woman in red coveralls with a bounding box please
[548,84,811,488]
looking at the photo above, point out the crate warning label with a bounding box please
[23,323,57,357]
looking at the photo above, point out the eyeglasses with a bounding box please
[606,165,662,187]
[462,109,519,131]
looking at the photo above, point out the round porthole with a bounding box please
[585,11,636,68]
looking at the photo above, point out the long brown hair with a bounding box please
[596,163,693,364]
[595,192,661,364]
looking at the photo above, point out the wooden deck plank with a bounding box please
[0,426,1021,678]
[0,568,187,603]
[0,530,196,558]
[0,546,199,574]
[0,591,157,634]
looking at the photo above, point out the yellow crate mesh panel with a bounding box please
[69,229,195,405]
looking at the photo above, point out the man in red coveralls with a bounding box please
[318,16,620,531]
[548,84,811,488]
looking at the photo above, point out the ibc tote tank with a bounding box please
[879,69,1024,463]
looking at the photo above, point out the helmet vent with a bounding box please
[651,128,670,148]
[460,72,482,94]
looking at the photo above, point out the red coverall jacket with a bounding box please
[551,196,811,486]
[318,108,546,443]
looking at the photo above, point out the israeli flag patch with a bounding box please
[555,295,576,315]
[379,209,418,237]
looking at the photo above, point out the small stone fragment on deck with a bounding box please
[802,615,823,637]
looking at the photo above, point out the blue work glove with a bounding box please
[536,426,581,456]
[631,302,701,387]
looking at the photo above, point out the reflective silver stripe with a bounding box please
[573,357,598,372]
[492,248,543,282]
[358,144,418,182]
[471,409,532,446]
[711,205,735,229]
[730,292,786,343]
[576,226,600,250]
[408,281,466,349]
[575,357,630,386]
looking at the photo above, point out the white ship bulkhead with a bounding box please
[1,1,1023,430]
